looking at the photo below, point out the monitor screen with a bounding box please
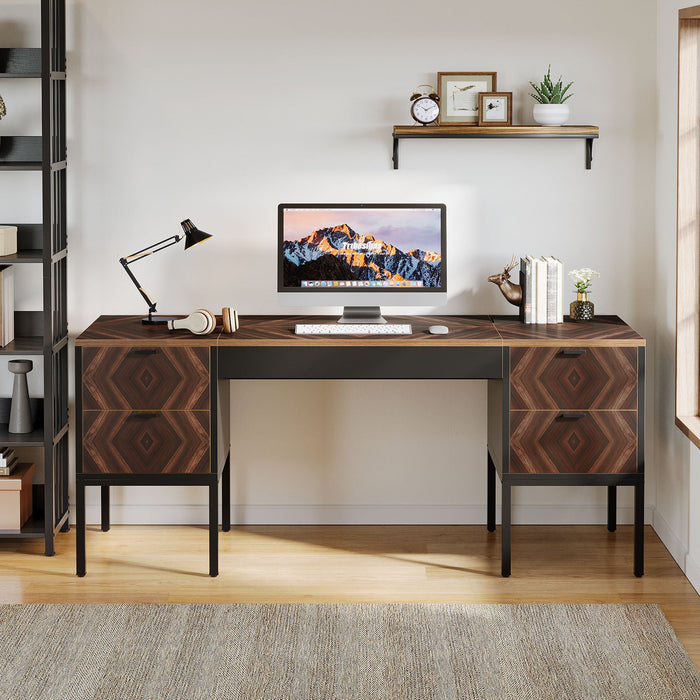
[278,203,446,293]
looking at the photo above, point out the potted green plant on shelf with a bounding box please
[529,66,573,126]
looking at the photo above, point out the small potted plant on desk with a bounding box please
[569,267,599,321]
[529,65,573,126]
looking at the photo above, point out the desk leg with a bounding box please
[76,478,86,577]
[501,481,511,577]
[222,454,231,532]
[607,485,616,532]
[101,485,110,532]
[634,481,644,577]
[487,453,496,532]
[209,481,219,577]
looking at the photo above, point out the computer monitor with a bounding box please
[278,203,446,323]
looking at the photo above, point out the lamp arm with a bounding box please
[122,234,184,264]
[119,256,157,316]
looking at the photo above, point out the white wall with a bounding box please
[655,0,700,593]
[1,0,658,526]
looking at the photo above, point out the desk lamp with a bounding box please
[119,218,212,325]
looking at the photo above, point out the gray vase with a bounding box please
[8,359,33,433]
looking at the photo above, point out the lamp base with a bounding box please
[141,316,174,325]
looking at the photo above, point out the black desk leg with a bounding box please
[607,485,617,532]
[487,453,496,532]
[634,481,644,577]
[76,479,86,577]
[501,481,511,577]
[222,454,231,532]
[209,481,219,577]
[101,485,110,532]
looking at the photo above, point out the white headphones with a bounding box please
[167,309,216,335]
[167,307,239,335]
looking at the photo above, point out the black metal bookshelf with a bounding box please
[0,0,68,553]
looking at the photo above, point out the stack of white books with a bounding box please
[519,256,564,324]
[0,447,18,476]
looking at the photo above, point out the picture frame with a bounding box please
[437,72,497,125]
[477,91,513,126]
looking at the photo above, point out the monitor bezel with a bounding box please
[277,202,447,294]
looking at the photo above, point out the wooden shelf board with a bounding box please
[0,337,44,355]
[0,251,43,264]
[0,48,41,77]
[393,125,599,137]
[0,424,44,446]
[0,136,42,168]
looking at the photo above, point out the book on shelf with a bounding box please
[534,257,548,324]
[519,255,563,324]
[0,455,19,476]
[519,256,533,324]
[0,265,14,347]
[0,448,16,467]
[0,226,17,257]
[555,257,564,323]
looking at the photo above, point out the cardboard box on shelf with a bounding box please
[0,462,34,531]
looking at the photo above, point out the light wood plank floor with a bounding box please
[1,524,699,668]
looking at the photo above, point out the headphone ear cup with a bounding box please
[195,309,216,335]
[168,311,211,334]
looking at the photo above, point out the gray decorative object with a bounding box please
[8,359,33,433]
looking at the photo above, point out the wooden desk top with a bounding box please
[76,314,645,348]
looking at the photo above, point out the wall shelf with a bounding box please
[392,125,600,170]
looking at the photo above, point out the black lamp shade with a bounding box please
[181,219,212,250]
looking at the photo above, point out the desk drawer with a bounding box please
[82,346,210,411]
[82,410,210,474]
[510,347,637,410]
[509,410,637,474]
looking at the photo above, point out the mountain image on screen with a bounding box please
[283,224,441,287]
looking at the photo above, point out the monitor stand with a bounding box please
[337,306,387,324]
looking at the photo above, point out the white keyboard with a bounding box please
[295,323,412,335]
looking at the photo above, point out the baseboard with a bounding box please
[651,508,688,571]
[685,552,700,595]
[80,503,655,526]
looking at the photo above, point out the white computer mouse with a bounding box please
[428,325,449,335]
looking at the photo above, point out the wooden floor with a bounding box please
[1,524,699,668]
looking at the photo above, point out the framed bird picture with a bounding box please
[478,92,513,126]
[437,72,497,125]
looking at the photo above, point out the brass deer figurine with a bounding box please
[487,254,522,307]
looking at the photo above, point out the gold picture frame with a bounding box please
[437,72,497,125]
[477,91,513,126]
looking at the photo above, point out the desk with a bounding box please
[75,314,645,577]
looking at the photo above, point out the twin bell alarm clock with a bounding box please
[409,84,439,125]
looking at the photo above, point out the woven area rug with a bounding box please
[0,604,698,700]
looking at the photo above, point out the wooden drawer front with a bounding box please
[509,411,637,474]
[510,347,637,410]
[82,346,209,411]
[82,411,210,474]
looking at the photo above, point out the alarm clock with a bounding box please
[410,84,440,125]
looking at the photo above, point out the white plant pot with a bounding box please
[533,103,570,126]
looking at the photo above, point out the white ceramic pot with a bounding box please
[533,103,570,126]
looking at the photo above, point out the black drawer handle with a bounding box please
[559,349,587,356]
[129,412,159,420]
[128,349,159,356]
[559,412,586,419]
